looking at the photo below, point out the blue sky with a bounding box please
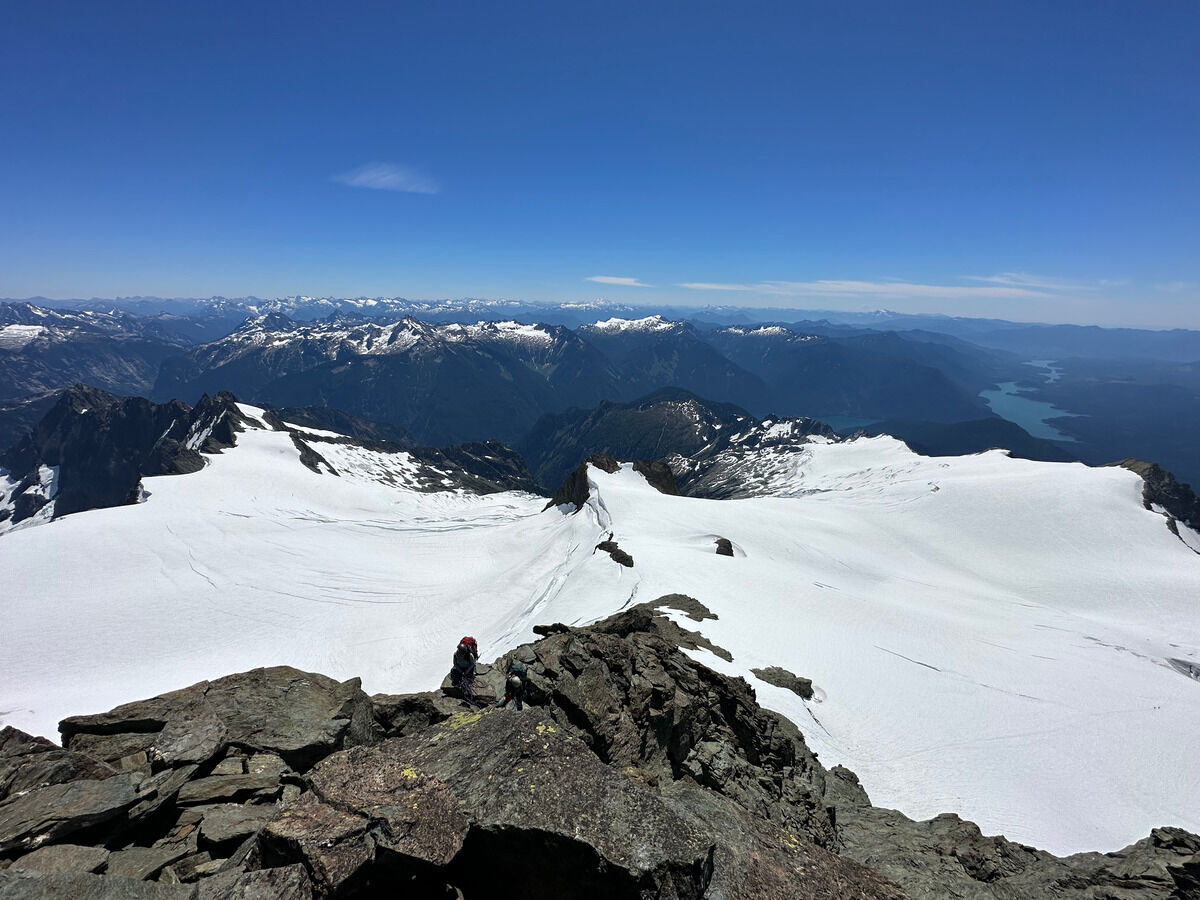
[2,1,1197,326]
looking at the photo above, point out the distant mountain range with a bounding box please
[0,303,191,399]
[3,297,1199,487]
[12,293,1200,359]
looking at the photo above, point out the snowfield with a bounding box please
[1,415,1198,856]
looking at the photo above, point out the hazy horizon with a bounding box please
[6,291,1200,332]
[2,3,1196,329]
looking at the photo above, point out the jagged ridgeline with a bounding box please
[2,599,1196,899]
[0,386,541,533]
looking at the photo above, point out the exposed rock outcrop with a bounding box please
[826,766,1200,899]
[752,666,815,700]
[596,537,634,566]
[1,603,1197,898]
[59,666,378,774]
[0,387,248,528]
[544,453,620,510]
[545,453,679,512]
[1118,458,1200,534]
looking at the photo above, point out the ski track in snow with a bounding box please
[1,424,1198,856]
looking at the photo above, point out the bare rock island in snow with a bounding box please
[2,599,1197,899]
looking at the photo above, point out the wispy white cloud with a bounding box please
[678,279,1054,300]
[1155,281,1194,293]
[962,272,1090,291]
[332,162,439,194]
[586,275,653,287]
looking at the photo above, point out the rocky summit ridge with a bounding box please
[1,600,1196,899]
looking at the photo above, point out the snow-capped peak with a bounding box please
[586,314,681,333]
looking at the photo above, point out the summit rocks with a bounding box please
[0,602,1197,898]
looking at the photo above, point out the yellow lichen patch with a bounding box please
[779,828,801,852]
[399,767,420,780]
[535,723,557,735]
[444,709,485,730]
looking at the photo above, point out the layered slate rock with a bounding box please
[1,602,1197,898]
[0,727,115,801]
[6,843,109,875]
[265,709,718,899]
[826,767,1200,899]
[0,870,196,899]
[0,770,144,854]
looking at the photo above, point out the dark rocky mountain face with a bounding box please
[707,325,992,423]
[578,317,772,411]
[0,387,544,533]
[0,386,234,528]
[154,316,625,447]
[274,407,416,447]
[518,387,758,491]
[0,391,60,458]
[1,599,1195,898]
[0,303,192,400]
[1117,458,1200,535]
[519,388,834,496]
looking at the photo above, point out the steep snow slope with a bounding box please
[1,419,1197,857]
[560,445,1200,855]
[0,415,620,745]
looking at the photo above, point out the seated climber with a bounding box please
[450,636,480,707]
[498,658,529,710]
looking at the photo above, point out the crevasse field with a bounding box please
[2,407,1198,856]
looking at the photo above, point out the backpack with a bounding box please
[508,661,527,681]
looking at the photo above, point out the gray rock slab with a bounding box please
[751,665,815,700]
[0,869,195,899]
[0,726,116,803]
[243,753,288,781]
[0,772,143,854]
[60,666,378,773]
[7,843,109,875]
[210,758,245,777]
[194,864,313,900]
[106,842,196,881]
[197,803,278,846]
[64,732,158,768]
[176,774,280,806]
[126,765,199,824]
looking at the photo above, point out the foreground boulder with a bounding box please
[59,666,377,773]
[1,601,1197,898]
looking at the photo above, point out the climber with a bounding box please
[450,636,480,707]
[497,658,529,710]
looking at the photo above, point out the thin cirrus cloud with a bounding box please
[332,162,439,194]
[586,275,653,287]
[677,277,1074,300]
[962,272,1097,291]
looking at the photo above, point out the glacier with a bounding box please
[1,408,1197,856]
